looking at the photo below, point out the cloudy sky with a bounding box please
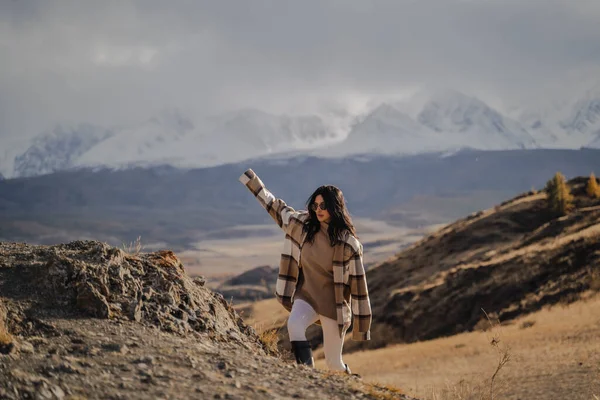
[1,0,600,141]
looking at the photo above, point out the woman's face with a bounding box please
[312,194,331,223]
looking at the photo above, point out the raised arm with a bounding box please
[344,237,372,341]
[238,168,307,235]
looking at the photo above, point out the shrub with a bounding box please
[586,173,600,199]
[545,172,574,215]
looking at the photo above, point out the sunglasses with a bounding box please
[310,202,327,211]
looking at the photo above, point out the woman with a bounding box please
[238,168,372,373]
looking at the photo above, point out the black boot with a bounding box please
[290,340,314,367]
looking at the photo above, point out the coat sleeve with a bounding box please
[238,168,306,236]
[345,239,372,341]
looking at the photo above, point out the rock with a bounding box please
[85,346,101,356]
[56,362,82,374]
[0,342,16,355]
[28,336,49,346]
[18,341,35,354]
[192,276,206,287]
[101,343,128,354]
[50,385,65,399]
[134,355,154,365]
[76,283,111,319]
[127,299,143,322]
[142,287,154,301]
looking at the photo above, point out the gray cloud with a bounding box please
[1,0,600,140]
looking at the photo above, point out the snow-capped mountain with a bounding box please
[13,124,114,178]
[315,103,448,156]
[560,88,600,146]
[512,84,600,149]
[4,85,600,179]
[195,108,337,163]
[415,90,537,150]
[74,110,197,168]
[3,109,337,178]
[313,90,537,158]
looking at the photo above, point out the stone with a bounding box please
[76,283,111,319]
[18,341,35,354]
[127,299,143,322]
[101,343,129,354]
[134,355,155,365]
[192,276,206,287]
[0,342,16,355]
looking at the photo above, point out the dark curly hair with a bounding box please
[303,185,357,246]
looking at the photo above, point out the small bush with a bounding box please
[586,173,600,199]
[122,236,144,256]
[258,328,280,355]
[545,172,574,215]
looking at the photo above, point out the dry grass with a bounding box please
[248,305,288,356]
[589,267,600,292]
[0,324,11,345]
[333,294,600,400]
[0,302,12,346]
[122,235,144,256]
[350,381,405,400]
[258,327,280,355]
[239,298,288,334]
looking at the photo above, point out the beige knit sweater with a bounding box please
[295,221,349,321]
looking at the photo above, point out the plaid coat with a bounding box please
[239,168,372,341]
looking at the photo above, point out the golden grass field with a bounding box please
[243,293,600,400]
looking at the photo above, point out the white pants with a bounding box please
[287,299,347,371]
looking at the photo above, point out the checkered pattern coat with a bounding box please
[239,168,372,341]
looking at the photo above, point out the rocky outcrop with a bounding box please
[0,240,414,399]
[0,241,256,345]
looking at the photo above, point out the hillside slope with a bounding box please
[348,177,600,352]
[0,241,413,399]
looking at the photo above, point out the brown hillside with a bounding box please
[346,177,600,353]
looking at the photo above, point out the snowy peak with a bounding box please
[512,83,600,148]
[76,110,197,168]
[7,84,600,178]
[317,102,463,157]
[349,103,426,138]
[13,124,114,177]
[561,96,600,135]
[8,109,337,177]
[416,90,536,149]
[325,103,431,155]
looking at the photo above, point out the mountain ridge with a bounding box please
[4,87,600,178]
